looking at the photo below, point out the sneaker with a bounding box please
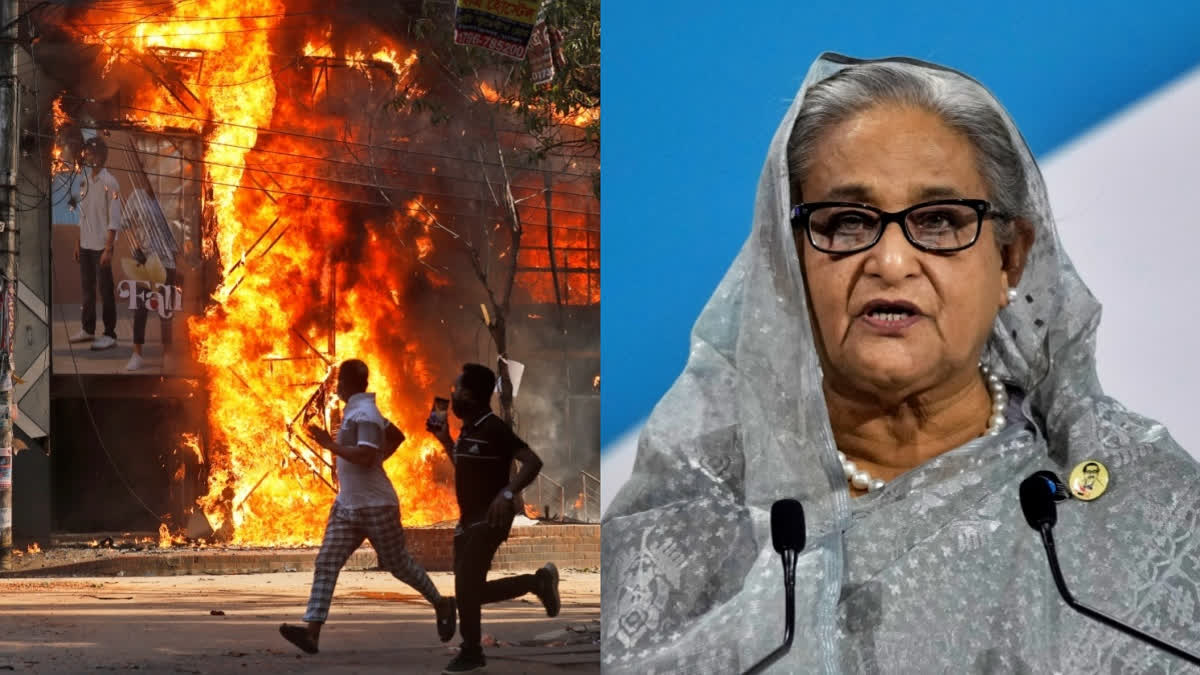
[91,335,116,350]
[442,650,486,674]
[67,330,94,343]
[435,596,457,642]
[125,353,144,371]
[535,562,560,617]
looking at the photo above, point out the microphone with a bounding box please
[742,498,806,675]
[1019,472,1200,666]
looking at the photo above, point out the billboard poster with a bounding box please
[51,127,205,377]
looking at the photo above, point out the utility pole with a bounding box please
[0,0,20,570]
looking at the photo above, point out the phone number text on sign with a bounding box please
[454,30,531,59]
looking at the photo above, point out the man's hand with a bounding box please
[99,246,112,267]
[73,240,80,263]
[426,419,452,448]
[306,424,333,450]
[486,492,515,528]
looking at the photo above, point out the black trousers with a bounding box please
[454,518,537,654]
[132,267,177,346]
[79,249,116,339]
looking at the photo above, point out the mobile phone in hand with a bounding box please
[428,397,449,429]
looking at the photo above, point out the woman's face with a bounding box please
[798,104,1013,400]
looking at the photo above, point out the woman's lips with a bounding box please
[859,311,922,334]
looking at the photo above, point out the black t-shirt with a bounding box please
[454,412,528,525]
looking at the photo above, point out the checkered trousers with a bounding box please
[303,503,441,623]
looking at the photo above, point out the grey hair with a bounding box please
[787,63,1030,246]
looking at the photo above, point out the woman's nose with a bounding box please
[862,219,920,281]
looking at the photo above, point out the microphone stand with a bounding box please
[743,548,797,675]
[1037,523,1200,666]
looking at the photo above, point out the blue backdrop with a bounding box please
[600,1,1200,451]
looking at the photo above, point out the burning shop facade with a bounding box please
[9,1,599,548]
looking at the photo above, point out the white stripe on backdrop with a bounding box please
[602,64,1200,516]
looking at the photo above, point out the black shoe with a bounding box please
[436,596,457,642]
[442,649,486,674]
[535,562,560,617]
[278,623,319,654]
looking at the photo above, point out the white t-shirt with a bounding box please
[334,392,399,509]
[78,168,122,252]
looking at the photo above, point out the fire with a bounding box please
[416,236,434,261]
[51,96,68,133]
[158,523,188,548]
[27,542,41,554]
[574,492,584,510]
[181,433,204,464]
[524,503,540,519]
[478,81,504,104]
[47,0,595,547]
[476,81,598,128]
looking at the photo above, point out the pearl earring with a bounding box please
[1006,288,1018,303]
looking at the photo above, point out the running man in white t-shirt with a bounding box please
[279,359,456,654]
[67,137,121,351]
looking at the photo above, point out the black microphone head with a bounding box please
[1019,471,1067,530]
[770,499,806,554]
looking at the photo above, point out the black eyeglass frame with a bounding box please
[790,198,1003,254]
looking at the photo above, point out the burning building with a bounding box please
[8,0,598,547]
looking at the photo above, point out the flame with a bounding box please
[51,96,68,133]
[50,95,69,172]
[524,503,540,519]
[49,0,596,547]
[27,542,41,554]
[477,81,597,128]
[415,235,433,261]
[574,492,584,510]
[181,433,204,463]
[478,81,504,104]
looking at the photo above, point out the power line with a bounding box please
[71,10,342,27]
[31,128,597,203]
[60,95,597,178]
[30,130,597,218]
[70,161,601,233]
[81,23,335,39]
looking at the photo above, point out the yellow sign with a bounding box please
[455,0,544,59]
[1068,460,1110,501]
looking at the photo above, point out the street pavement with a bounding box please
[0,570,600,674]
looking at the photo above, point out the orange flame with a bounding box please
[54,0,595,546]
[27,542,41,554]
[477,80,597,127]
[181,433,204,464]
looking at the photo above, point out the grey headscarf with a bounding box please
[601,53,1200,674]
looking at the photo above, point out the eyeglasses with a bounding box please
[791,199,1001,254]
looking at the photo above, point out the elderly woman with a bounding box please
[601,54,1200,673]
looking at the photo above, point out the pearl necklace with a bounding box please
[838,363,1008,493]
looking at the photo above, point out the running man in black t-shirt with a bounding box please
[428,363,561,675]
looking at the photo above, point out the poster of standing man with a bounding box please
[52,126,205,376]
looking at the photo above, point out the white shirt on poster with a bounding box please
[333,392,400,509]
[78,168,122,252]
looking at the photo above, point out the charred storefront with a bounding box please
[8,1,598,549]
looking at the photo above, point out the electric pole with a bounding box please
[0,0,21,570]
